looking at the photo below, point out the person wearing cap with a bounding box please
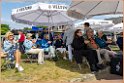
[23,33,45,64]
[117,32,123,51]
[3,31,24,72]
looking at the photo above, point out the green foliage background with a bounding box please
[1,24,10,35]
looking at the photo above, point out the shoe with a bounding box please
[91,71,97,74]
[97,64,105,70]
[18,66,24,72]
[90,64,99,72]
[63,57,67,60]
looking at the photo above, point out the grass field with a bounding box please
[1,59,93,82]
[1,45,120,82]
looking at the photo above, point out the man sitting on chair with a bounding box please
[38,34,56,58]
[23,33,45,64]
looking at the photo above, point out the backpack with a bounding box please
[110,54,123,76]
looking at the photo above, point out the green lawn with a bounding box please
[1,59,92,82]
[1,45,120,82]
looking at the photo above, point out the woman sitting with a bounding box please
[3,31,24,72]
[54,34,67,60]
[23,33,44,64]
[39,34,55,58]
[72,29,98,72]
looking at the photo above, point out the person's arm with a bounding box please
[41,40,49,48]
[18,34,21,40]
[3,41,13,52]
[54,40,57,47]
[71,38,84,50]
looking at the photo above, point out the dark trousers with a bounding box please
[73,49,98,67]
[19,42,25,53]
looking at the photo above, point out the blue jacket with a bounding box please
[3,40,14,52]
[36,39,51,49]
[95,37,107,48]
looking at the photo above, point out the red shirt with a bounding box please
[89,37,98,49]
[18,33,25,42]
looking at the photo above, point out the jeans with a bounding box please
[44,46,55,57]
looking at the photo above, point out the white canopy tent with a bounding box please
[75,19,114,31]
[11,2,76,27]
[68,0,123,19]
[108,23,123,32]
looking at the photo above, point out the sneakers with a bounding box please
[18,66,24,72]
[15,64,24,72]
[90,64,99,72]
[63,57,67,60]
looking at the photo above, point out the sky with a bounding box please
[2,1,123,29]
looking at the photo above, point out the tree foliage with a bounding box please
[36,25,48,29]
[1,24,10,35]
[23,27,32,31]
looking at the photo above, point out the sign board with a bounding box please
[12,3,39,14]
[12,2,69,14]
[39,3,69,11]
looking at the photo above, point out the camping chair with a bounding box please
[22,43,38,63]
[1,52,15,71]
[23,53,38,64]
[55,48,68,60]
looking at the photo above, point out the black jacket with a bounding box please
[54,39,65,48]
[71,36,87,51]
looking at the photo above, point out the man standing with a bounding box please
[18,30,25,53]
[83,22,91,35]
[63,25,76,62]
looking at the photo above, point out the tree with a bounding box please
[23,27,32,31]
[36,25,48,29]
[1,24,10,35]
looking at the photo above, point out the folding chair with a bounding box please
[23,53,38,63]
[1,53,15,71]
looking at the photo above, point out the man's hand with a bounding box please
[106,40,112,43]
[32,46,36,49]
[84,40,90,44]
[48,41,52,44]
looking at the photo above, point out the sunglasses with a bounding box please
[9,35,14,36]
